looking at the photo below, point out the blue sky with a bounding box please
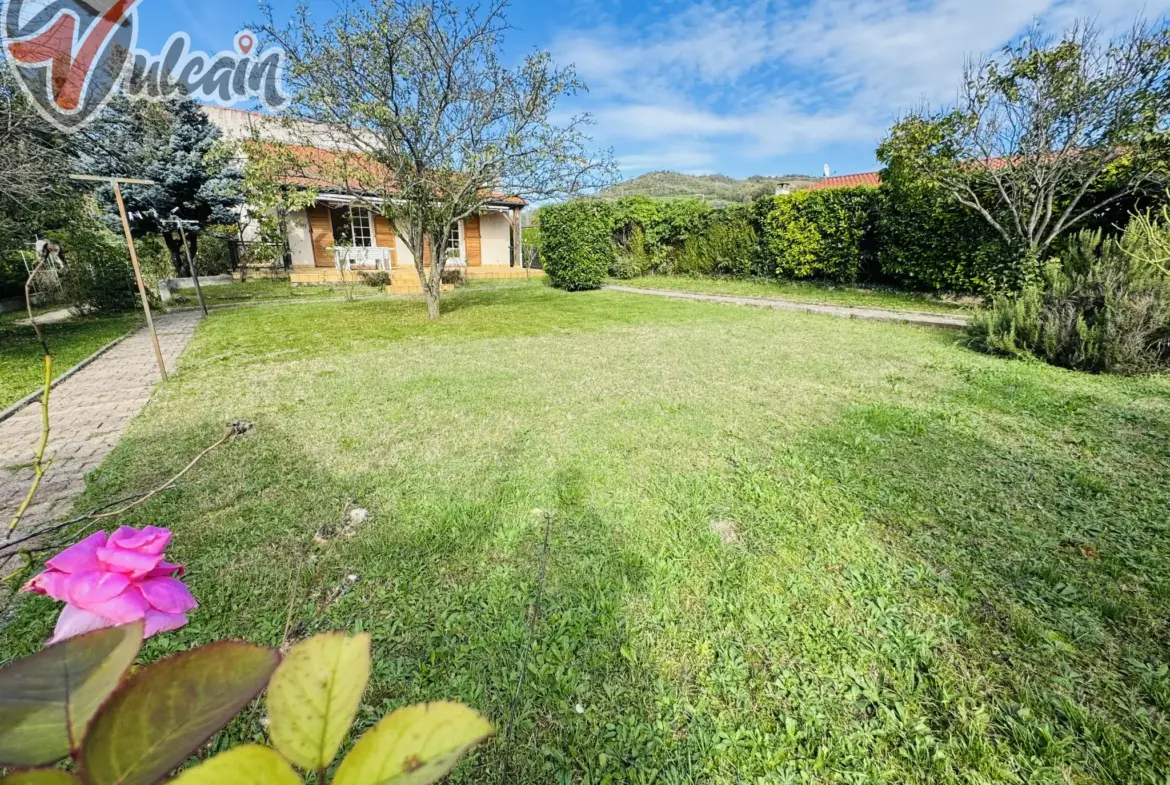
[135,0,1170,180]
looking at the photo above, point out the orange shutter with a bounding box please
[464,214,482,266]
[306,205,335,268]
[373,214,398,262]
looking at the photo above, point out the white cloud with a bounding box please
[553,0,1170,173]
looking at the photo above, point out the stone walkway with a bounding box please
[603,285,970,329]
[0,311,201,539]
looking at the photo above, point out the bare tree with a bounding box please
[259,0,615,318]
[0,69,73,248]
[880,19,1170,279]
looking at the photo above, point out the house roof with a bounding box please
[806,171,882,190]
[268,144,526,207]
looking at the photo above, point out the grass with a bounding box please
[617,273,973,314]
[0,311,140,409]
[166,279,380,307]
[3,286,1170,783]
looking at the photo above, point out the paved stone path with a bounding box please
[603,285,970,329]
[0,311,201,539]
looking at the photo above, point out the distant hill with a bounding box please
[598,171,821,205]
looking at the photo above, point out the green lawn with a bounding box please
[3,287,1169,783]
[0,312,140,409]
[617,274,973,314]
[166,279,380,306]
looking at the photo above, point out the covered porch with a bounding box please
[285,192,532,291]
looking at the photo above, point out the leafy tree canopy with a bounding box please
[878,18,1170,284]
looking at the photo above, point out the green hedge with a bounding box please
[539,200,613,290]
[536,182,1085,295]
[758,188,878,282]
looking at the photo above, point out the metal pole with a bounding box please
[177,221,207,316]
[111,181,168,381]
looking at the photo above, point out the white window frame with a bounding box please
[347,206,375,248]
[446,220,465,260]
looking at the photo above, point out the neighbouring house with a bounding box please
[204,106,538,291]
[807,171,881,190]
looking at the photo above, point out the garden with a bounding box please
[3,286,1170,783]
[3,6,1170,785]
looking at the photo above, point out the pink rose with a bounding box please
[22,526,197,644]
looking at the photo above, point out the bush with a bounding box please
[759,188,877,282]
[539,200,614,290]
[876,170,1018,293]
[359,270,392,288]
[440,264,465,285]
[969,224,1170,374]
[674,206,759,277]
[52,223,140,315]
[610,225,649,279]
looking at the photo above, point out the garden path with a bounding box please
[0,311,201,553]
[603,285,969,328]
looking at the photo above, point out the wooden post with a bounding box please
[111,182,168,381]
[177,221,208,316]
[71,174,166,381]
[511,206,524,276]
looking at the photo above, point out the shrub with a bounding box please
[440,264,465,285]
[52,223,140,315]
[359,269,393,288]
[539,200,614,290]
[759,188,877,282]
[610,225,649,279]
[969,224,1170,374]
[674,206,759,277]
[875,180,1013,292]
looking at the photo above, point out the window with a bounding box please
[333,206,374,247]
[349,207,373,247]
[447,221,462,256]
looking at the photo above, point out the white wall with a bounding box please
[286,209,314,267]
[480,212,511,266]
[394,219,416,267]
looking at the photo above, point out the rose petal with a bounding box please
[96,546,164,578]
[49,604,117,644]
[62,571,131,608]
[146,560,186,578]
[107,526,171,555]
[22,568,69,601]
[138,577,198,614]
[88,586,149,624]
[45,531,108,574]
[143,610,188,638]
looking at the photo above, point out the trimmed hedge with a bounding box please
[758,188,878,282]
[539,200,613,290]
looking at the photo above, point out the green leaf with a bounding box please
[0,771,81,784]
[168,744,301,785]
[79,641,279,785]
[267,632,371,771]
[332,702,492,785]
[0,621,143,766]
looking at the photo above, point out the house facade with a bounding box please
[204,106,537,291]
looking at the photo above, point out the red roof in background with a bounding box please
[807,172,881,190]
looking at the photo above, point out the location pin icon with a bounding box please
[236,31,255,55]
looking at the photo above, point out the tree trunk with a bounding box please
[426,274,441,320]
[426,237,445,321]
[163,231,186,276]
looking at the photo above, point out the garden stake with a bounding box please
[69,174,168,381]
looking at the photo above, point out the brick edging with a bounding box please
[0,326,141,425]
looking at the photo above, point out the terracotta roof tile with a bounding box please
[806,172,881,190]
